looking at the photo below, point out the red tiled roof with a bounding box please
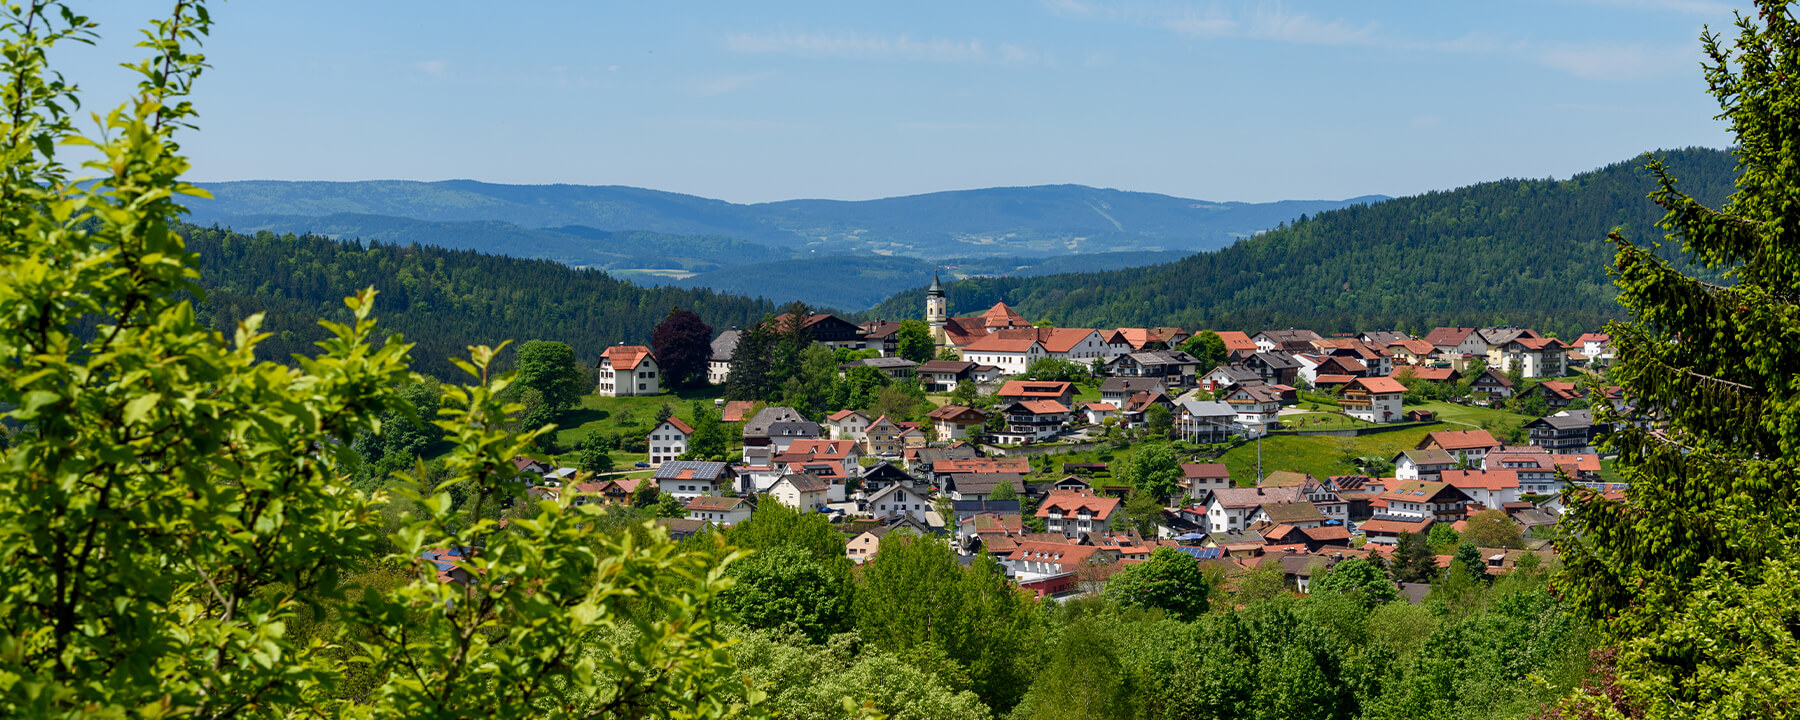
[1036,490,1121,519]
[1389,339,1438,355]
[827,409,865,421]
[1440,469,1521,491]
[1359,518,1436,534]
[684,495,750,512]
[1421,429,1500,451]
[1423,327,1478,347]
[998,380,1072,398]
[1213,330,1258,352]
[1349,376,1407,394]
[662,417,694,435]
[982,302,1027,327]
[1182,463,1229,480]
[600,345,654,370]
[1015,399,1071,414]
[720,400,756,423]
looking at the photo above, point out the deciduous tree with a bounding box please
[896,319,935,363]
[651,306,714,388]
[1104,546,1211,621]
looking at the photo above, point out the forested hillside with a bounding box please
[869,148,1735,337]
[182,224,778,378]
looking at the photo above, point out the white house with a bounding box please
[1177,400,1238,443]
[1483,452,1574,496]
[1341,376,1406,423]
[1374,481,1471,522]
[1036,490,1121,539]
[768,473,831,511]
[684,495,754,527]
[866,483,933,524]
[654,461,734,500]
[1490,337,1568,379]
[1439,469,1522,510]
[958,331,1047,374]
[824,410,871,443]
[926,405,986,441]
[1394,448,1458,482]
[1202,486,1303,533]
[1222,383,1283,436]
[597,345,661,397]
[647,418,693,465]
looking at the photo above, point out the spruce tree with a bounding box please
[1556,3,1800,714]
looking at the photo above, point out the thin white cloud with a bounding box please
[726,29,996,64]
[414,59,448,77]
[1561,0,1739,15]
[691,72,774,97]
[1538,42,1694,81]
[895,120,1008,131]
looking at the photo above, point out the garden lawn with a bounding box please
[1411,400,1531,436]
[1219,424,1442,483]
[540,385,730,467]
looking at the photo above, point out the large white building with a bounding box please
[597,345,661,397]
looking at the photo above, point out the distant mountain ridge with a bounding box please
[186,180,1384,310]
[186,180,1385,257]
[867,147,1737,337]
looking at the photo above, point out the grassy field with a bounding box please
[1281,412,1374,430]
[1219,424,1441,483]
[537,385,730,468]
[1410,400,1532,443]
[1073,381,1101,404]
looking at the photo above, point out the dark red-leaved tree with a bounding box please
[652,307,714,389]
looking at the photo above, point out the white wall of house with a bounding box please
[963,345,1044,375]
[658,478,719,500]
[1346,391,1403,423]
[869,486,932,523]
[647,421,690,464]
[598,356,661,397]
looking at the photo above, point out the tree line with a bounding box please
[867,147,1736,338]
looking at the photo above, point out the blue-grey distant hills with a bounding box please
[184,180,1386,309]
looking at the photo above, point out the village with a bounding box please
[497,275,1623,601]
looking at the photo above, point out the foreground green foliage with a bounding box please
[1554,3,1800,717]
[0,4,757,716]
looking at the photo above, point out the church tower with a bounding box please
[926,270,949,347]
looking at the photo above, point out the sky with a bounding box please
[57,0,1746,204]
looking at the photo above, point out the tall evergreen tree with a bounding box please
[724,321,775,401]
[1557,4,1800,714]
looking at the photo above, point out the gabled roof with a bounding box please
[1036,490,1121,519]
[1213,331,1258,353]
[1420,429,1501,451]
[1358,517,1435,534]
[1259,501,1326,523]
[866,482,929,505]
[1085,402,1119,412]
[1388,338,1438,356]
[841,356,918,370]
[1395,448,1458,467]
[600,344,655,370]
[1535,381,1584,400]
[684,495,751,512]
[720,400,756,423]
[1574,332,1611,345]
[1178,400,1236,417]
[1471,368,1515,387]
[1009,541,1102,570]
[981,302,1028,327]
[915,359,977,374]
[1423,327,1478,347]
[1182,463,1230,480]
[659,417,694,435]
[1440,469,1520,491]
[743,406,805,436]
[1407,367,1460,382]
[1377,480,1467,504]
[653,461,733,481]
[1260,470,1318,488]
[1208,485,1304,509]
[773,473,831,493]
[1099,377,1165,394]
[951,473,1027,497]
[710,330,741,361]
[926,404,985,421]
[933,457,1030,474]
[826,409,868,422]
[1347,376,1407,394]
[998,380,1073,398]
[1008,399,1071,415]
[1528,410,1595,430]
[1226,382,1284,404]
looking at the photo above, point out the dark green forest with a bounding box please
[181,223,778,379]
[869,148,1736,337]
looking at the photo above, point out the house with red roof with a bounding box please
[1038,490,1122,538]
[825,409,870,443]
[1417,429,1503,464]
[997,380,1075,406]
[1490,336,1568,378]
[648,417,694,465]
[597,344,660,397]
[926,404,987,441]
[1440,469,1523,509]
[1341,376,1408,423]
[994,399,1072,445]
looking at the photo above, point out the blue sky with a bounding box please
[61,0,1744,204]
